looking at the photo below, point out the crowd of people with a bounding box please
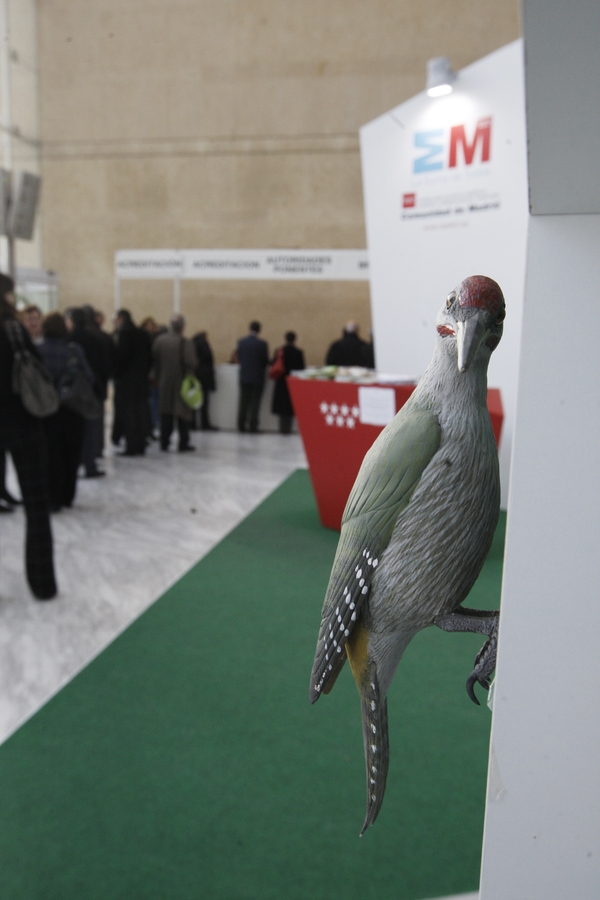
[0,270,373,601]
[0,281,224,601]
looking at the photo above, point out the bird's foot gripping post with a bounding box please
[434,608,499,705]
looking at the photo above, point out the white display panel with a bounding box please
[360,40,528,505]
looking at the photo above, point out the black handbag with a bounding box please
[5,320,59,418]
[58,344,103,420]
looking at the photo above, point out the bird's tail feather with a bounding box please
[321,648,346,695]
[359,664,389,835]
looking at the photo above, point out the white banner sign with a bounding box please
[115,249,369,281]
[115,250,184,279]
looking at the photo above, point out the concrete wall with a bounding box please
[37,0,520,364]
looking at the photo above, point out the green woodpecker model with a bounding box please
[309,275,505,834]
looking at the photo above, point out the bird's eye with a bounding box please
[446,292,456,309]
[495,308,506,324]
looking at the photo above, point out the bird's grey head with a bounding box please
[436,275,505,372]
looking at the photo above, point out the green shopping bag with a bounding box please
[180,374,204,410]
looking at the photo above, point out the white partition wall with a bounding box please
[360,41,529,506]
[479,2,600,897]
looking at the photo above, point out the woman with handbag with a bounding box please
[38,313,93,512]
[0,273,57,600]
[270,331,305,434]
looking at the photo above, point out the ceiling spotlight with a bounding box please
[426,56,456,97]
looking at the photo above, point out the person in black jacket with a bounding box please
[38,313,91,511]
[271,331,305,434]
[325,320,367,366]
[65,306,110,477]
[236,321,269,433]
[0,273,56,599]
[192,330,217,431]
[90,307,115,457]
[112,309,153,456]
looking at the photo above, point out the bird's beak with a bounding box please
[456,312,489,372]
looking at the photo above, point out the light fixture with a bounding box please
[426,56,456,97]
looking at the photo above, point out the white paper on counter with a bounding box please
[358,386,396,426]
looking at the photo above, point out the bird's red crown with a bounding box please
[458,276,504,318]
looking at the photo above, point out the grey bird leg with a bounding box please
[434,607,499,706]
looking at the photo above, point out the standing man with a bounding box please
[325,320,367,366]
[236,320,269,433]
[153,314,197,452]
[112,309,153,456]
[192,330,218,431]
[66,306,110,477]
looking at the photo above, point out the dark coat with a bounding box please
[193,333,216,392]
[38,338,94,388]
[237,333,269,385]
[113,324,153,400]
[96,327,115,384]
[0,320,41,424]
[0,316,56,598]
[325,332,367,366]
[70,325,111,400]
[362,340,375,368]
[271,343,305,417]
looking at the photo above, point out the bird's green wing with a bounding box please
[310,404,441,702]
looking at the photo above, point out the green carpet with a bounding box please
[0,470,505,900]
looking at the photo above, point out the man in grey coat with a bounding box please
[153,315,198,452]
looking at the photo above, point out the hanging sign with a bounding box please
[115,250,184,279]
[116,249,369,281]
[6,171,41,240]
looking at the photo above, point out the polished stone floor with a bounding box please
[0,431,307,744]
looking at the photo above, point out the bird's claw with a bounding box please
[435,607,499,705]
[466,625,497,704]
[466,671,490,706]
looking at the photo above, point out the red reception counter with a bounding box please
[288,377,503,531]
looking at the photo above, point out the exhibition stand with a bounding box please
[360,39,528,508]
[288,375,503,530]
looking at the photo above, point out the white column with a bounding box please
[479,1,600,897]
[479,214,600,898]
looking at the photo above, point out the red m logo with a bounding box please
[448,117,492,168]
